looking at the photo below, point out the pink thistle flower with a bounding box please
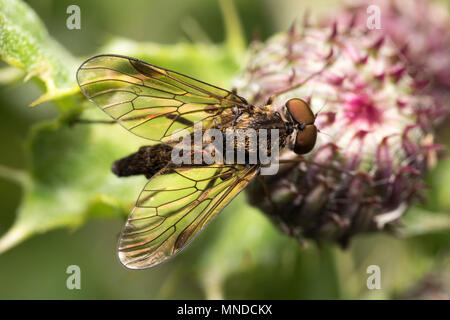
[234,21,444,246]
[329,0,450,120]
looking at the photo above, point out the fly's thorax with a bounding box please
[226,105,289,157]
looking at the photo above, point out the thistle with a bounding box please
[234,21,444,246]
[330,0,450,118]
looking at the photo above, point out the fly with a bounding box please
[77,54,318,269]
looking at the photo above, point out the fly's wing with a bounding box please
[118,163,259,269]
[76,54,248,143]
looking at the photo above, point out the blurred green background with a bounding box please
[0,0,449,299]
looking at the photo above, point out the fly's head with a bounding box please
[283,98,317,155]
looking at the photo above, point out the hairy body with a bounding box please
[112,105,290,179]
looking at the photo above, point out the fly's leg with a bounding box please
[231,107,244,126]
[258,175,277,212]
[70,119,116,126]
[279,156,355,176]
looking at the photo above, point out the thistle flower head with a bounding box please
[234,22,443,246]
[330,0,450,114]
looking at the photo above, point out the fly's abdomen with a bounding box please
[112,144,173,179]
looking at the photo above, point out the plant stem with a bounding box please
[219,0,246,60]
[0,165,29,186]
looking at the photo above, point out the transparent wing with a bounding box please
[118,163,259,269]
[77,54,248,143]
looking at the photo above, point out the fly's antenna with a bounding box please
[314,97,329,118]
[278,156,356,177]
[314,98,334,140]
[317,129,333,140]
[317,128,332,138]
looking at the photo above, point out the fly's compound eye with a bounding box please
[285,98,315,125]
[294,124,317,154]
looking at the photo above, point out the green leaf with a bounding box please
[193,196,283,298]
[401,207,450,237]
[400,157,450,237]
[425,157,450,213]
[0,0,79,106]
[0,114,145,253]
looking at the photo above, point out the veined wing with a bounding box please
[118,163,259,269]
[76,54,248,143]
